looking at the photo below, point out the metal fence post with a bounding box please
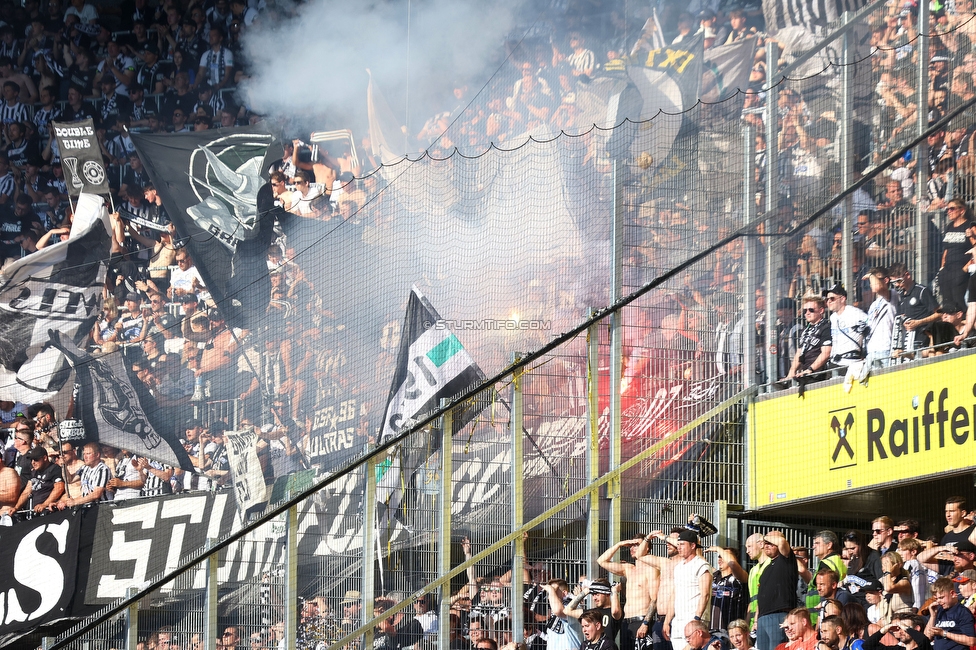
[586,310,601,581]
[510,361,525,641]
[609,161,624,548]
[438,398,454,650]
[283,505,298,650]
[916,0,930,282]
[124,586,139,650]
[765,41,779,222]
[743,125,757,389]
[764,42,780,388]
[713,500,729,548]
[205,540,218,650]
[363,455,378,650]
[840,11,855,296]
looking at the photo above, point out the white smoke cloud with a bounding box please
[240,0,522,139]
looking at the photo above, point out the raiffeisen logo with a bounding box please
[865,387,975,460]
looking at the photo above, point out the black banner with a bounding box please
[49,331,194,471]
[0,195,109,402]
[86,491,237,604]
[307,394,361,468]
[0,510,81,635]
[131,126,277,330]
[53,119,111,197]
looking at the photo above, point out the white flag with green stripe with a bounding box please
[379,286,485,444]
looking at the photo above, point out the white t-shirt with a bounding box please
[830,306,868,365]
[113,455,143,501]
[865,295,895,357]
[545,613,582,650]
[672,554,712,646]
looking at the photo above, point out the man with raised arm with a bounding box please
[542,579,584,650]
[755,531,798,650]
[599,535,661,650]
[706,545,749,630]
[669,530,712,650]
[745,533,770,630]
[639,529,683,650]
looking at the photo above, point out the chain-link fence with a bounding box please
[27,3,976,649]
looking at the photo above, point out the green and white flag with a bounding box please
[379,286,485,444]
[376,287,487,543]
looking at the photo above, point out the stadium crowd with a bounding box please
[162,502,976,650]
[0,0,976,511]
[1,0,976,645]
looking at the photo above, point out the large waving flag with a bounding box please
[131,126,277,329]
[376,287,487,545]
[0,194,110,403]
[702,36,759,104]
[379,286,486,444]
[48,331,194,471]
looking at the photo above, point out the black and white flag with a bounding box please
[0,194,110,403]
[224,428,268,517]
[131,126,277,329]
[379,286,486,444]
[47,331,194,471]
[53,119,110,197]
[376,287,487,536]
[762,0,868,33]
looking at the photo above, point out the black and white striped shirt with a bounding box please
[80,461,113,502]
[141,459,170,497]
[0,100,29,125]
[33,104,61,145]
[193,93,224,116]
[0,172,16,201]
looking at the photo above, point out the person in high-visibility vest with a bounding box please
[800,531,847,622]
[746,533,770,631]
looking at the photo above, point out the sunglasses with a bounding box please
[804,307,818,313]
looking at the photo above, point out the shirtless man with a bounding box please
[599,536,661,650]
[0,457,20,516]
[58,441,84,500]
[638,529,682,650]
[0,56,38,104]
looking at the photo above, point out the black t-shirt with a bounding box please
[757,550,799,616]
[942,220,973,272]
[372,632,402,650]
[898,282,939,321]
[0,211,27,259]
[28,461,63,505]
[594,605,621,642]
[581,637,618,650]
[797,318,832,370]
[940,525,976,574]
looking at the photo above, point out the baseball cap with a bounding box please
[824,283,847,298]
[677,529,699,545]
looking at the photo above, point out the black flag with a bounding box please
[131,126,277,329]
[53,119,111,197]
[48,331,194,471]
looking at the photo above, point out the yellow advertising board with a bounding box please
[750,353,976,508]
